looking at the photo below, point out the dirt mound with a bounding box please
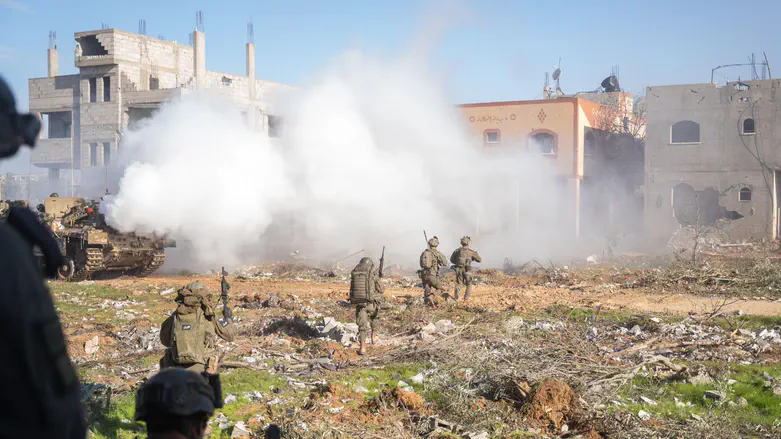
[526,380,574,433]
[392,387,426,411]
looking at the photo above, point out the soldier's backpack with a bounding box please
[451,248,470,267]
[350,264,373,304]
[420,249,435,270]
[171,289,207,365]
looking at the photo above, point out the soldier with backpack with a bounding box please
[450,236,482,301]
[160,281,235,373]
[418,236,449,306]
[349,256,385,355]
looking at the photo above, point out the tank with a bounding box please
[44,196,176,281]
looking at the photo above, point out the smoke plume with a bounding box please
[104,50,565,269]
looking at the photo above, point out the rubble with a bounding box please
[84,336,100,355]
[230,421,251,438]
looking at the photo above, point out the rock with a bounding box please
[343,323,359,334]
[421,323,437,334]
[734,309,744,316]
[639,396,658,406]
[224,394,237,404]
[410,372,425,384]
[773,386,781,397]
[687,373,714,386]
[230,421,250,438]
[586,254,598,264]
[650,317,662,323]
[560,424,569,433]
[762,371,775,382]
[84,336,100,355]
[434,320,453,333]
[466,432,489,439]
[264,294,281,308]
[629,325,642,336]
[736,396,749,407]
[703,390,725,401]
[637,410,651,421]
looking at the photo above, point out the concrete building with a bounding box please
[458,95,644,239]
[28,27,294,195]
[645,79,781,243]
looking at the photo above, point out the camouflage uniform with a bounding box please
[351,257,385,355]
[419,237,449,306]
[160,282,236,373]
[450,236,482,301]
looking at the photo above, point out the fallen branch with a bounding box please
[588,355,688,388]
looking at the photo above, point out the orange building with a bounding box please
[458,95,644,239]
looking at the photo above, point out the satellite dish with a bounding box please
[601,75,620,92]
[552,68,561,81]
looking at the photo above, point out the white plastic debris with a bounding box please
[638,410,651,421]
[224,394,237,404]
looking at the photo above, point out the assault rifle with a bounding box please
[378,246,385,278]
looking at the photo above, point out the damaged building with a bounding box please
[458,91,644,240]
[645,79,781,243]
[28,24,294,196]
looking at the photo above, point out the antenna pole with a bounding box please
[764,52,772,79]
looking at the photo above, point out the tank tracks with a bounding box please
[69,248,105,282]
[134,250,166,278]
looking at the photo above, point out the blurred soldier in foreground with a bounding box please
[450,236,482,301]
[160,281,235,373]
[418,236,449,306]
[135,368,223,439]
[349,256,385,355]
[0,76,86,438]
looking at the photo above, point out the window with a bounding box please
[584,132,596,156]
[530,131,556,155]
[103,76,110,102]
[670,120,700,144]
[88,78,97,103]
[149,75,160,90]
[743,118,755,134]
[103,142,111,166]
[89,143,98,167]
[484,129,500,145]
[739,187,751,201]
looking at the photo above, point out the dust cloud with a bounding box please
[103,50,567,269]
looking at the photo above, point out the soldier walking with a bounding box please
[450,236,482,301]
[350,257,385,355]
[159,281,235,373]
[419,236,449,306]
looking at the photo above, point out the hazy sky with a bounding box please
[1,0,780,172]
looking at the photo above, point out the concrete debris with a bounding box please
[267,397,283,406]
[726,379,737,385]
[466,432,489,439]
[224,394,237,404]
[560,424,569,433]
[586,254,599,264]
[687,373,714,386]
[629,325,643,336]
[264,294,281,308]
[703,390,725,401]
[411,372,426,385]
[214,413,233,430]
[84,335,100,355]
[421,323,437,334]
[691,413,703,421]
[503,316,525,331]
[159,288,175,296]
[397,380,414,392]
[639,396,658,406]
[587,327,598,340]
[230,421,251,438]
[637,410,651,421]
[434,320,454,333]
[353,385,369,393]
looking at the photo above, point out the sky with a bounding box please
[1,0,780,173]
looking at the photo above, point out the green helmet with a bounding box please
[428,237,439,248]
[460,236,470,246]
[134,368,218,421]
[359,257,374,268]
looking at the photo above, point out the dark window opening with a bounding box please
[103,142,111,166]
[77,35,108,56]
[743,118,755,134]
[268,115,282,138]
[222,76,233,87]
[89,143,98,167]
[531,132,556,155]
[672,183,743,226]
[739,187,751,201]
[670,120,700,143]
[103,76,111,102]
[88,77,97,103]
[484,129,500,145]
[127,107,157,130]
[42,111,72,139]
[149,76,160,90]
[584,132,596,156]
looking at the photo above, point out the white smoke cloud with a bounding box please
[104,49,566,269]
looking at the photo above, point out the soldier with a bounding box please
[418,236,449,306]
[134,368,221,439]
[160,281,235,373]
[349,257,384,355]
[0,76,86,438]
[450,236,482,301]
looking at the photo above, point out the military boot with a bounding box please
[453,286,460,301]
[358,339,366,355]
[371,330,378,345]
[464,284,473,301]
[423,285,434,307]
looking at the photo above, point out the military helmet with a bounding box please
[359,256,373,267]
[135,368,217,421]
[185,281,209,295]
[460,236,471,246]
[428,237,439,247]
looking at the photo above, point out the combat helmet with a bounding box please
[428,236,439,248]
[460,236,471,246]
[135,368,220,421]
[359,256,373,267]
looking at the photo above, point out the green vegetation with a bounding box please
[339,363,427,395]
[87,392,141,439]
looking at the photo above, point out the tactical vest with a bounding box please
[350,264,373,304]
[420,249,435,270]
[451,248,471,267]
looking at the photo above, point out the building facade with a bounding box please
[28,28,294,195]
[645,79,781,243]
[458,95,644,239]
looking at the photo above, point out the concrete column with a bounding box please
[246,42,256,130]
[47,48,59,77]
[48,168,60,193]
[193,30,206,89]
